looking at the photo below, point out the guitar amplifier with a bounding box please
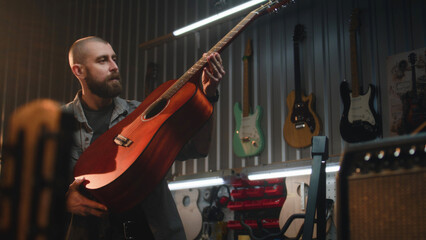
[336,133,426,240]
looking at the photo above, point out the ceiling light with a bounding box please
[168,176,225,191]
[173,0,268,36]
[248,164,340,181]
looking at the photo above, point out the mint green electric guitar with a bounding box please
[233,39,265,157]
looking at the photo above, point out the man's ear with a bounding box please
[71,64,85,78]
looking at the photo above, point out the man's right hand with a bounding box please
[66,178,108,217]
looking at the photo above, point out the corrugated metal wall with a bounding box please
[0,0,425,177]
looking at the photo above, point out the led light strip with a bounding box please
[248,165,340,180]
[168,176,225,191]
[173,0,268,36]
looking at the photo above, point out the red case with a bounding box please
[227,220,243,230]
[261,218,280,228]
[244,220,258,229]
[264,185,284,196]
[244,200,263,210]
[247,179,264,186]
[245,187,265,198]
[231,178,247,188]
[266,178,284,184]
[261,197,285,208]
[230,189,247,199]
[227,201,244,211]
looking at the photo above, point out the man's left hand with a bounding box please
[202,52,225,97]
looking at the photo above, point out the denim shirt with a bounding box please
[62,91,186,240]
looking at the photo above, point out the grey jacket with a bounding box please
[62,91,186,240]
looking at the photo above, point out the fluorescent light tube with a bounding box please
[248,165,340,180]
[173,0,268,36]
[168,176,225,191]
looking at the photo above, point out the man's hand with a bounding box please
[202,52,225,97]
[66,178,108,217]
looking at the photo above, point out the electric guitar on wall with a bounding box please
[401,52,426,134]
[283,24,321,148]
[339,9,380,143]
[233,39,265,157]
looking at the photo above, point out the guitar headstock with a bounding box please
[408,52,417,66]
[350,8,360,32]
[293,24,305,43]
[244,39,252,58]
[255,0,294,16]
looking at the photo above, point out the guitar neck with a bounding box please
[160,11,259,101]
[243,56,251,117]
[293,40,302,102]
[349,30,360,97]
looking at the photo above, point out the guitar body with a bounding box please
[233,103,265,157]
[279,175,315,239]
[339,82,379,142]
[175,189,202,240]
[74,80,213,212]
[283,90,321,148]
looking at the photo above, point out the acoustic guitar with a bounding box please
[174,189,202,240]
[283,24,321,148]
[74,0,294,213]
[279,175,312,239]
[233,39,265,157]
[339,9,380,142]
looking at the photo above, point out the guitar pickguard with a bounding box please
[233,103,265,157]
[290,100,317,133]
[348,88,376,125]
[340,82,380,143]
[284,91,321,148]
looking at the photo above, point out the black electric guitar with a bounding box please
[401,52,426,134]
[283,24,321,148]
[339,9,380,143]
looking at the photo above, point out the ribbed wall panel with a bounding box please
[0,0,425,177]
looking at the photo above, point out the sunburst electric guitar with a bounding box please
[283,24,320,148]
[233,39,265,157]
[339,9,380,142]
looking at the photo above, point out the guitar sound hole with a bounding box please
[145,99,168,119]
[183,196,190,207]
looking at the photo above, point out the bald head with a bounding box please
[68,36,109,67]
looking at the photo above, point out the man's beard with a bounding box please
[85,71,122,98]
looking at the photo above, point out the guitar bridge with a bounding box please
[295,123,306,129]
[114,134,133,147]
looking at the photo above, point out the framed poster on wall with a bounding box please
[387,47,426,136]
